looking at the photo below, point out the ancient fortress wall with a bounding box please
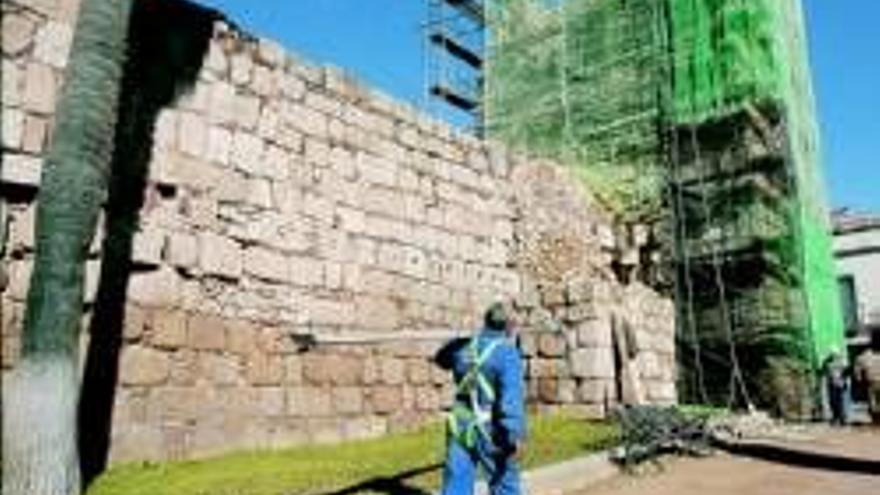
[1,0,675,462]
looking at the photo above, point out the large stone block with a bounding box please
[563,303,597,324]
[177,112,208,158]
[244,246,287,283]
[380,357,406,385]
[287,386,332,417]
[214,169,249,204]
[305,92,343,117]
[261,144,291,180]
[204,41,228,74]
[355,296,400,331]
[205,125,232,165]
[2,60,22,107]
[255,387,285,417]
[257,105,281,141]
[285,103,328,136]
[132,228,166,266]
[151,310,187,349]
[407,358,430,385]
[280,72,306,101]
[577,379,610,404]
[288,255,324,288]
[198,232,242,279]
[110,424,164,463]
[1,153,42,188]
[122,306,149,342]
[342,415,388,441]
[256,38,285,67]
[230,131,265,176]
[167,232,198,269]
[23,63,56,114]
[234,93,261,130]
[569,348,614,379]
[537,332,567,358]
[637,352,661,379]
[83,260,101,304]
[283,355,303,385]
[225,319,257,356]
[230,51,253,86]
[245,177,274,209]
[307,417,345,445]
[21,114,49,153]
[558,378,577,404]
[246,352,284,385]
[307,297,355,327]
[34,20,73,69]
[187,313,227,351]
[120,345,170,386]
[305,354,363,386]
[169,349,198,386]
[153,109,178,150]
[197,352,245,386]
[9,203,36,252]
[208,81,237,125]
[2,107,24,149]
[155,386,201,422]
[528,358,563,379]
[2,12,36,56]
[414,386,440,411]
[370,385,402,414]
[2,334,20,368]
[647,381,676,402]
[127,267,180,307]
[536,378,559,403]
[302,354,334,385]
[576,318,612,348]
[332,386,364,415]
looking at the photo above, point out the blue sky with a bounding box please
[196,0,879,212]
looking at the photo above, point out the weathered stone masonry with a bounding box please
[1,0,675,462]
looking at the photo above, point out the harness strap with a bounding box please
[448,335,503,449]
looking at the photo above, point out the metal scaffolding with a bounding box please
[463,0,844,413]
[424,0,486,132]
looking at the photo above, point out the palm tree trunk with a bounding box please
[2,0,133,493]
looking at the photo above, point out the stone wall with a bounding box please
[1,0,675,462]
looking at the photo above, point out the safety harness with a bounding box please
[448,335,502,450]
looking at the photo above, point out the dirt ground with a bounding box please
[579,428,880,495]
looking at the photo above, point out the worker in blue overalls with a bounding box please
[437,302,526,495]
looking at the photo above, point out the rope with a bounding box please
[662,0,708,404]
[672,132,709,404]
[689,124,754,411]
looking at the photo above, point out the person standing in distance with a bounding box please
[439,302,526,495]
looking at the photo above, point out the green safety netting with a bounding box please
[485,0,668,220]
[484,0,843,410]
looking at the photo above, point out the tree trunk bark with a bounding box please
[2,0,133,493]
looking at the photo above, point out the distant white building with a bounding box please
[832,209,880,345]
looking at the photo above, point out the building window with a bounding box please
[838,275,859,336]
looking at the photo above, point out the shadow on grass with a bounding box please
[713,437,880,476]
[314,463,442,495]
[77,0,219,490]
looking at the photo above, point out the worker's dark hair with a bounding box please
[484,302,508,331]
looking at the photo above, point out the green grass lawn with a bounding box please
[87,414,619,495]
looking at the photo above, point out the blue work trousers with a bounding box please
[441,437,521,495]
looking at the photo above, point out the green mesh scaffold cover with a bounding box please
[485,0,668,219]
[484,0,843,386]
[668,0,843,365]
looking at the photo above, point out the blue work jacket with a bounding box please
[449,329,527,451]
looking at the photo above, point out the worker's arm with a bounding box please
[496,345,526,454]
